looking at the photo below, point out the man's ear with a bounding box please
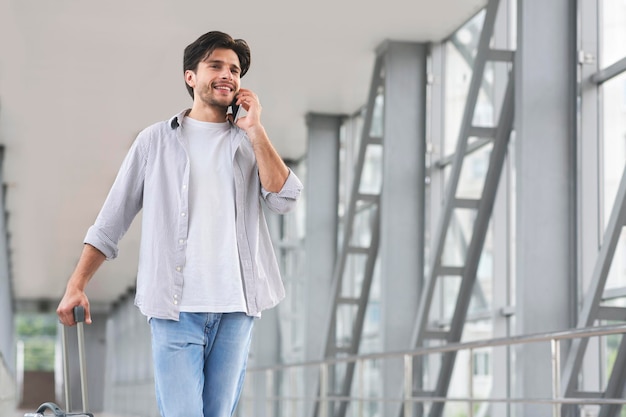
[184,70,196,89]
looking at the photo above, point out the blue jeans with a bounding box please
[149,312,255,417]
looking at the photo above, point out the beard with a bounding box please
[200,93,229,110]
[196,84,234,110]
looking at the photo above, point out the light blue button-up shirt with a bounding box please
[84,109,303,320]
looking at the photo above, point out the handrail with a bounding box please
[247,323,626,372]
[240,324,626,417]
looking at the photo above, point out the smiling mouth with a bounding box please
[214,85,233,92]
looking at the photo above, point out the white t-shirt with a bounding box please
[179,117,247,313]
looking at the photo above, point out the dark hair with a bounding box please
[183,31,251,99]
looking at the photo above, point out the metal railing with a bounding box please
[238,324,626,417]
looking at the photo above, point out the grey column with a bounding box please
[304,113,341,362]
[515,0,577,416]
[378,40,427,416]
[491,2,515,416]
[304,113,341,415]
[0,147,14,375]
[578,0,602,399]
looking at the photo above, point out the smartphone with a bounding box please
[229,97,241,123]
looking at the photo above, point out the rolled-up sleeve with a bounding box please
[261,169,303,214]
[84,226,119,259]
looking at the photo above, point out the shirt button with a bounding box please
[181,212,186,217]
[173,300,178,305]
[179,239,185,244]
[176,266,182,272]
[182,184,187,189]
[174,294,179,299]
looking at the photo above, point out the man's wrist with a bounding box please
[66,277,87,292]
[245,124,267,142]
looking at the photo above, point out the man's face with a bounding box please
[185,48,241,108]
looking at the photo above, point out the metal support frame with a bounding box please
[405,0,515,415]
[590,56,626,84]
[561,15,626,415]
[561,164,626,417]
[314,53,385,417]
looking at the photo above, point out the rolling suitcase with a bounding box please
[25,306,94,417]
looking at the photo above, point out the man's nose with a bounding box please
[220,68,233,79]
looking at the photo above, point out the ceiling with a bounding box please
[0,0,486,310]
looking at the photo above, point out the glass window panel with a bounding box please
[444,40,472,156]
[442,276,461,323]
[598,332,625,391]
[601,73,626,291]
[338,112,365,245]
[349,200,377,248]
[362,300,380,342]
[444,10,486,156]
[337,110,383,368]
[456,142,493,200]
[601,72,626,220]
[361,259,382,354]
[429,275,461,324]
[601,0,626,67]
[476,60,511,127]
[422,351,442,391]
[442,349,470,417]
[442,208,477,267]
[605,227,626,290]
[342,253,367,299]
[603,296,626,308]
[359,144,383,195]
[336,304,358,348]
[472,62,496,128]
[370,87,385,138]
[472,239,494,313]
[600,0,626,307]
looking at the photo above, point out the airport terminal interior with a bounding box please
[2,0,626,416]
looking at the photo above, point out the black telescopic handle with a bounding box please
[73,305,85,323]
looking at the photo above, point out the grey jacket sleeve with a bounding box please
[84,132,148,259]
[260,169,303,214]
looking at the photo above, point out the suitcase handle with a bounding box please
[73,305,85,323]
[36,402,64,415]
[29,401,94,417]
[60,306,90,414]
[28,308,92,417]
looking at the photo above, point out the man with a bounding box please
[56,31,303,417]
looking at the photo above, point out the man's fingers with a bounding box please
[57,309,75,326]
[57,302,91,326]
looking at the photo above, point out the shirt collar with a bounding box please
[169,109,191,129]
[170,108,240,129]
